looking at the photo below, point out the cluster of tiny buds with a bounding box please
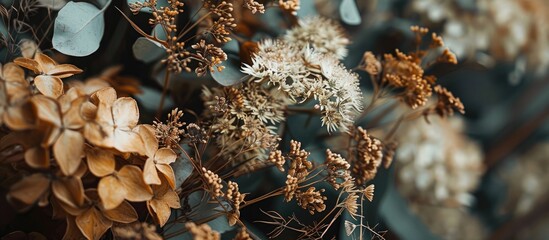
[202,167,223,198]
[295,187,327,215]
[268,150,285,172]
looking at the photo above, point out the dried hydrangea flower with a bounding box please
[147,179,181,227]
[242,40,363,132]
[396,117,483,206]
[285,16,350,59]
[136,125,178,189]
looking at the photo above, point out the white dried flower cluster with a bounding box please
[501,142,549,216]
[409,204,486,239]
[242,39,362,132]
[412,0,549,75]
[395,116,484,207]
[284,16,350,59]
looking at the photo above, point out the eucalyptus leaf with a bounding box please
[52,0,112,56]
[340,0,362,25]
[132,25,167,63]
[37,0,66,10]
[211,55,247,86]
[380,184,439,240]
[134,86,174,111]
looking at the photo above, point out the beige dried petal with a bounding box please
[47,64,82,77]
[24,146,49,168]
[76,207,113,240]
[135,124,158,157]
[34,75,64,98]
[13,57,40,73]
[113,129,144,153]
[91,87,117,105]
[63,216,85,240]
[31,95,62,127]
[102,200,138,223]
[143,158,162,186]
[9,173,50,205]
[156,164,176,189]
[52,177,84,209]
[155,148,177,164]
[19,39,40,58]
[113,97,139,128]
[4,103,35,130]
[118,165,153,202]
[98,175,126,210]
[86,147,115,177]
[53,129,84,176]
[34,53,57,73]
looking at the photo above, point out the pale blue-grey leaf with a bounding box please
[212,55,247,86]
[340,0,361,25]
[134,86,174,111]
[132,24,167,63]
[52,0,112,56]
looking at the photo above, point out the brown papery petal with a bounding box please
[90,87,117,105]
[47,64,83,77]
[4,104,36,130]
[143,158,162,186]
[86,147,115,177]
[34,53,57,73]
[155,148,177,165]
[118,165,153,202]
[135,124,158,157]
[24,147,50,169]
[98,175,126,210]
[31,95,62,127]
[160,188,181,209]
[34,75,64,98]
[52,177,85,208]
[75,207,113,240]
[156,164,176,190]
[1,63,26,82]
[63,216,85,240]
[62,97,86,129]
[53,130,84,176]
[9,173,50,205]
[102,200,138,223]
[112,97,139,128]
[83,122,114,148]
[13,57,40,73]
[113,129,144,153]
[148,199,171,227]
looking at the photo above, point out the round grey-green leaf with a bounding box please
[340,0,362,25]
[52,0,112,56]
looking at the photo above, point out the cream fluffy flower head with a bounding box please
[395,116,484,207]
[242,39,362,132]
[284,16,350,59]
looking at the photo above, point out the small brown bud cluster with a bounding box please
[360,51,382,75]
[430,85,465,118]
[382,141,398,169]
[185,123,208,144]
[153,108,185,149]
[351,127,383,186]
[268,150,285,172]
[203,167,223,198]
[278,0,300,15]
[243,0,265,14]
[295,187,327,214]
[185,222,220,240]
[226,181,246,226]
[324,149,351,190]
